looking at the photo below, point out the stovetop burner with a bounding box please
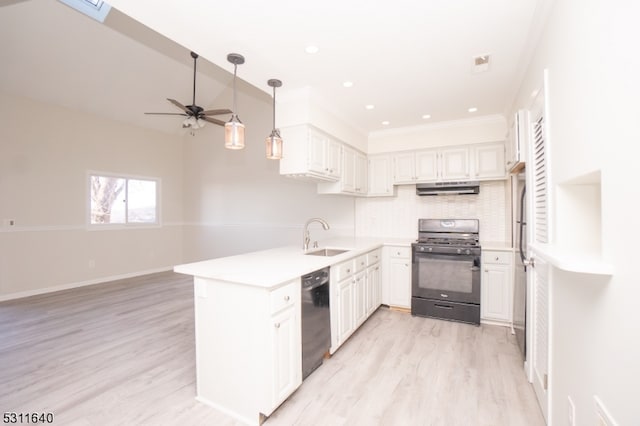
[415,218,480,248]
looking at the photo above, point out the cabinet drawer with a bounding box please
[270,282,296,314]
[354,254,368,272]
[335,259,355,281]
[367,249,382,265]
[389,246,411,259]
[483,251,512,265]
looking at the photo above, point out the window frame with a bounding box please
[87,171,161,230]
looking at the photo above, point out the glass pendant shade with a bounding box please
[265,130,283,159]
[265,78,283,160]
[224,114,245,149]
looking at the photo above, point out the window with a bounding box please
[58,0,112,23]
[89,173,159,226]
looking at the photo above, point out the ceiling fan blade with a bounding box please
[202,108,232,116]
[201,116,226,126]
[144,112,189,116]
[167,98,191,114]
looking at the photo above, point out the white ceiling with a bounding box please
[1,0,548,136]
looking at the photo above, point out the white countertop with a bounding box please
[174,237,413,289]
[480,241,513,251]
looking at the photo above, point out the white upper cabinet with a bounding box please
[505,109,528,172]
[472,142,506,180]
[367,155,393,196]
[415,150,439,180]
[279,124,342,181]
[318,145,368,196]
[393,142,506,184]
[440,147,470,180]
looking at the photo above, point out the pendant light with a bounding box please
[265,79,283,159]
[225,53,245,150]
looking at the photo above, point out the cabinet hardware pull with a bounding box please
[347,268,351,273]
[495,257,499,261]
[284,295,290,301]
[485,269,489,272]
[274,323,280,328]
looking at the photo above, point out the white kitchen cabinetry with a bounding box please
[383,245,412,309]
[367,155,394,196]
[193,277,301,424]
[317,145,368,196]
[472,142,506,180]
[393,147,469,184]
[506,109,528,172]
[393,150,438,183]
[481,250,513,324]
[279,124,341,181]
[330,249,382,354]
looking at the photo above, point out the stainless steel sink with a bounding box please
[305,248,349,257]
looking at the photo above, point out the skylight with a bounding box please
[58,0,112,23]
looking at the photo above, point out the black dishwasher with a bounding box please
[301,267,331,380]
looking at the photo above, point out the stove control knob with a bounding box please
[419,246,425,252]
[457,248,462,254]
[428,247,433,252]
[465,249,470,255]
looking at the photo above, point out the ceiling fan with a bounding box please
[145,51,231,131]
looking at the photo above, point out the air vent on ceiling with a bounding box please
[473,55,490,73]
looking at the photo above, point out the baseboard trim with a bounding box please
[0,266,174,302]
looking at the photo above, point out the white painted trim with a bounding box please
[0,266,174,302]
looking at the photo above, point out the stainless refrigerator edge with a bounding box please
[512,171,527,360]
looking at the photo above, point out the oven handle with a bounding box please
[434,303,454,310]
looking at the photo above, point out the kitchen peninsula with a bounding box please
[174,237,411,425]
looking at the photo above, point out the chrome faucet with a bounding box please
[303,218,330,251]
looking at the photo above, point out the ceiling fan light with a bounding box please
[266,130,283,159]
[225,114,245,149]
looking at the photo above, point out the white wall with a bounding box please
[355,182,509,243]
[510,0,640,424]
[368,114,506,154]
[0,91,184,299]
[181,87,355,262]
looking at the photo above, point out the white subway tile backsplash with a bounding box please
[355,181,509,242]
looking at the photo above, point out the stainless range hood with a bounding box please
[416,181,480,196]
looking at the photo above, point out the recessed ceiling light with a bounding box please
[305,45,319,54]
[468,107,478,113]
[365,104,375,110]
[422,114,431,119]
[343,81,353,88]
[382,121,390,126]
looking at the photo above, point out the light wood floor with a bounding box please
[0,271,544,426]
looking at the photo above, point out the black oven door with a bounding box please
[412,248,481,304]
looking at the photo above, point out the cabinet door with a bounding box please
[415,150,438,181]
[341,147,357,193]
[326,139,342,178]
[307,130,326,174]
[393,152,416,184]
[354,272,367,327]
[271,305,299,406]
[440,147,470,180]
[355,152,368,194]
[366,264,381,315]
[338,278,354,343]
[388,258,411,308]
[473,143,506,179]
[481,264,512,322]
[368,155,393,196]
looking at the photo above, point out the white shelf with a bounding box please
[530,243,613,276]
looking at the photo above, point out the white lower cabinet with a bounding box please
[330,248,382,354]
[193,277,301,425]
[270,304,298,405]
[481,250,513,324]
[383,245,412,309]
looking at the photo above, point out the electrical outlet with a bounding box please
[567,396,575,426]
